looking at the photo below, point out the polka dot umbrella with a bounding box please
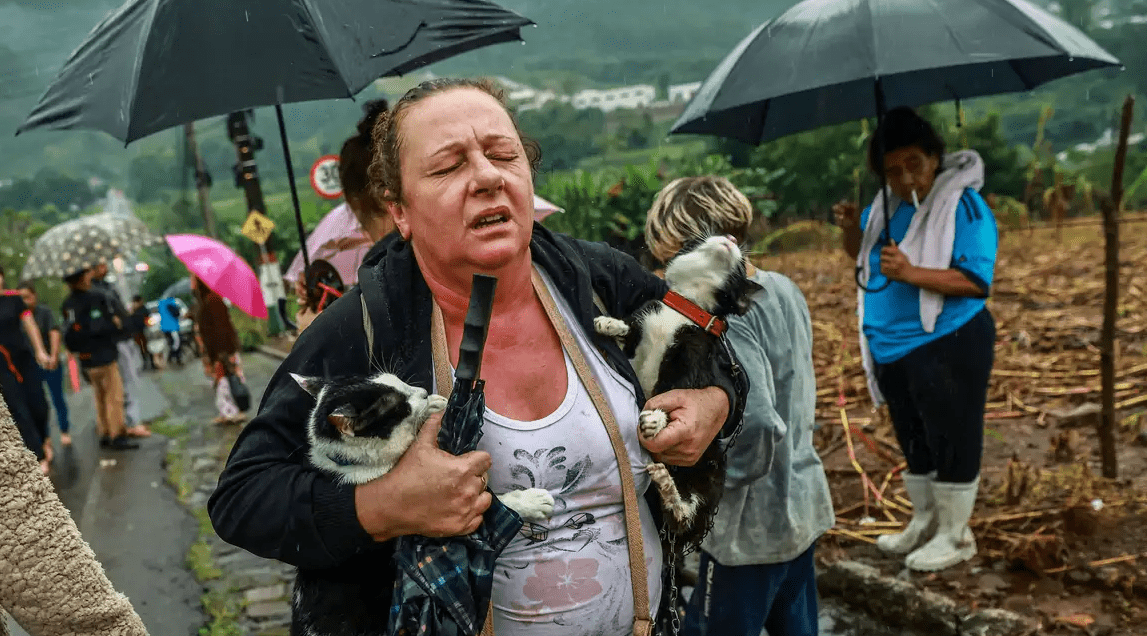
[20,213,163,280]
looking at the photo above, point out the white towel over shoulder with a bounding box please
[856,149,985,406]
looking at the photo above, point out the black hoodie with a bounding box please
[208,225,746,595]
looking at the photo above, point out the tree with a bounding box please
[518,103,607,171]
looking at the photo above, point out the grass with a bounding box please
[154,414,244,636]
[575,139,707,171]
[198,587,244,636]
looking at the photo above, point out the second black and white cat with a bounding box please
[595,234,760,552]
[287,372,553,636]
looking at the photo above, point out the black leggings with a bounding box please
[0,350,49,461]
[874,309,995,483]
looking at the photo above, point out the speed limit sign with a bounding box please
[310,154,343,199]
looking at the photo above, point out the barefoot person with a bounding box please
[210,78,746,634]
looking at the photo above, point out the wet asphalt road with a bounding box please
[6,353,280,636]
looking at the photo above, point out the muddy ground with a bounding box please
[760,220,1147,635]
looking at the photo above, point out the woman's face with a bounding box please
[883,145,940,204]
[387,88,534,276]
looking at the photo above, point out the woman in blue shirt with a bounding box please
[833,107,997,572]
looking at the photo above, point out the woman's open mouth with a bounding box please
[473,212,509,229]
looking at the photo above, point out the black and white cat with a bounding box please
[287,371,554,636]
[594,234,760,552]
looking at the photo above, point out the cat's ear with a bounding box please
[734,278,764,315]
[290,373,322,397]
[327,414,356,437]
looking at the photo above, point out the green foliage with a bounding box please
[229,307,266,352]
[538,159,663,246]
[940,111,1028,197]
[0,169,97,213]
[518,103,606,171]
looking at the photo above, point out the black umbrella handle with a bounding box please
[456,274,497,383]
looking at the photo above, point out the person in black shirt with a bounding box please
[0,265,53,472]
[61,268,138,451]
[18,280,71,447]
[90,263,150,438]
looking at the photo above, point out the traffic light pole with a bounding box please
[184,122,217,238]
[227,110,285,335]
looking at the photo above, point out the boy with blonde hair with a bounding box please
[645,176,834,636]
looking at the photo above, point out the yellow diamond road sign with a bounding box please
[241,211,275,245]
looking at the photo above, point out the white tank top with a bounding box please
[441,274,663,636]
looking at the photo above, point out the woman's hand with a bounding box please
[832,200,860,228]
[639,386,729,466]
[879,244,916,283]
[355,412,493,541]
[834,199,863,259]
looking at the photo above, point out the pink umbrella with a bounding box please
[285,202,369,287]
[287,196,567,286]
[164,234,268,319]
[533,194,563,222]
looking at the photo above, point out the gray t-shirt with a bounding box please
[703,270,835,565]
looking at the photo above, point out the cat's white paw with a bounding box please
[639,409,668,440]
[594,316,629,338]
[500,488,555,521]
[427,394,448,412]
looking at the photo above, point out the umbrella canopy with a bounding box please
[17,0,534,277]
[17,0,534,144]
[671,0,1122,145]
[21,213,163,280]
[164,234,268,319]
[533,194,564,222]
[285,203,371,287]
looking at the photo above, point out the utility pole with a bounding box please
[184,122,217,238]
[227,110,285,334]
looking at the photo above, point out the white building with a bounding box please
[667,82,702,104]
[571,85,657,113]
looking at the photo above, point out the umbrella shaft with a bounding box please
[277,104,310,274]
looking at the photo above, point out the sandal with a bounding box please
[126,425,152,438]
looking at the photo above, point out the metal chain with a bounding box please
[663,530,681,636]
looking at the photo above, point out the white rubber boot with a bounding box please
[876,472,937,555]
[906,477,979,572]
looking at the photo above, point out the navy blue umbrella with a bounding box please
[389,274,523,636]
[671,0,1120,290]
[17,0,534,272]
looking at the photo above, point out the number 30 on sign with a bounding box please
[310,155,342,199]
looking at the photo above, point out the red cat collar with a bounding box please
[662,291,726,337]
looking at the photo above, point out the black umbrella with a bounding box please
[670,0,1120,290]
[389,273,524,636]
[16,0,534,271]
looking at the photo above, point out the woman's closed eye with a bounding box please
[430,161,461,176]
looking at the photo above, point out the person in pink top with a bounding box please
[296,100,396,333]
